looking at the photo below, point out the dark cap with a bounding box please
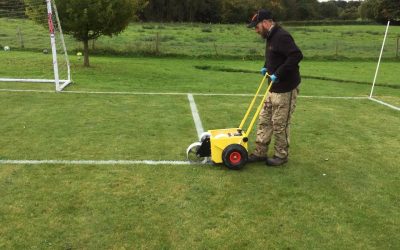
[247,9,273,28]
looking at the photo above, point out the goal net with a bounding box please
[0,0,71,91]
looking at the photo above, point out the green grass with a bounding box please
[1,97,399,248]
[0,51,399,248]
[1,17,400,246]
[1,157,399,249]
[1,51,399,97]
[1,18,400,59]
[0,92,195,160]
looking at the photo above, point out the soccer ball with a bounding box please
[4,46,10,51]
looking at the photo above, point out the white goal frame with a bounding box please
[0,0,71,92]
[369,21,400,111]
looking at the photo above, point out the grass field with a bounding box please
[1,16,400,248]
[1,18,400,59]
[1,48,399,248]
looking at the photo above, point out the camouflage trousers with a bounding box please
[253,88,299,159]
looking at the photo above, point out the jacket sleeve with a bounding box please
[274,34,303,78]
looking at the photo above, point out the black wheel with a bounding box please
[186,142,207,164]
[222,144,248,170]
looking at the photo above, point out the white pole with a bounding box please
[370,21,390,98]
[52,0,72,83]
[46,0,60,92]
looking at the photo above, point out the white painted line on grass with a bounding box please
[0,89,55,93]
[0,89,253,96]
[0,88,371,99]
[0,89,189,95]
[187,94,205,139]
[63,90,190,96]
[299,96,368,100]
[369,97,400,111]
[0,159,192,165]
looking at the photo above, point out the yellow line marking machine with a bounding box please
[186,74,274,170]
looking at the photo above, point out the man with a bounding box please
[247,9,303,167]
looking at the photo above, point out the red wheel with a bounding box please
[222,144,248,170]
[229,152,242,164]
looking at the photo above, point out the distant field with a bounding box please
[1,18,400,59]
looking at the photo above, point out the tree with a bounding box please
[220,0,251,23]
[295,0,319,20]
[319,1,338,19]
[339,6,359,20]
[281,0,298,20]
[194,0,222,23]
[338,1,361,20]
[377,0,400,22]
[359,0,399,23]
[0,0,25,14]
[359,0,377,20]
[25,0,143,66]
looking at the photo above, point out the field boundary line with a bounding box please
[0,89,55,93]
[0,159,192,165]
[188,94,205,139]
[299,96,368,99]
[369,97,400,111]
[0,88,370,99]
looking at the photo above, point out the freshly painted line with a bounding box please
[189,93,253,97]
[299,96,368,100]
[0,89,253,96]
[0,78,63,83]
[63,90,189,96]
[187,94,205,140]
[0,88,370,99]
[0,89,189,95]
[0,160,193,165]
[369,97,400,111]
[0,89,55,93]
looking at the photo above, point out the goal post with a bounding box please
[368,21,400,111]
[0,0,71,91]
[369,21,390,99]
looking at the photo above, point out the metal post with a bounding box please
[17,27,24,49]
[51,0,72,87]
[213,42,218,57]
[46,0,60,91]
[155,32,160,55]
[335,40,339,59]
[370,21,390,98]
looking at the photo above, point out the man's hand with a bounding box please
[270,74,278,83]
[260,67,267,76]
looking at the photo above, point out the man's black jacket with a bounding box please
[264,25,303,93]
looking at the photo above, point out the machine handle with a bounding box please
[245,79,274,136]
[238,73,270,129]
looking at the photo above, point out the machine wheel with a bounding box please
[222,144,248,170]
[200,132,211,142]
[186,142,208,164]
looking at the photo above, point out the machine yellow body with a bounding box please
[186,74,273,169]
[208,128,248,163]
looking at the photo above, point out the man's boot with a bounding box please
[266,156,288,166]
[248,153,268,163]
